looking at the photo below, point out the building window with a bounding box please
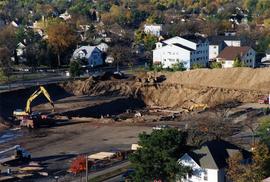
[204,171,208,181]
[164,59,166,62]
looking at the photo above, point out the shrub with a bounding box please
[171,62,185,72]
[69,61,81,77]
[192,63,203,69]
[210,62,222,69]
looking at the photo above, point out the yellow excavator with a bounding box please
[13,86,55,128]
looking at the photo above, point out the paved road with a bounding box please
[88,161,130,180]
[0,64,146,92]
[103,174,123,182]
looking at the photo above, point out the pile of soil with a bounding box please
[61,76,137,97]
[61,68,270,108]
[163,67,270,92]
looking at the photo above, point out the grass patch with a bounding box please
[89,165,131,182]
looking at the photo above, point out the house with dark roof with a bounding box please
[178,140,251,182]
[208,35,241,61]
[153,36,209,69]
[216,46,255,68]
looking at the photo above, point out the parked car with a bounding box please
[152,125,171,130]
[258,95,269,104]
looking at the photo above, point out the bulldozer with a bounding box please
[182,100,209,112]
[13,86,55,128]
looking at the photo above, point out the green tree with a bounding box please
[0,47,12,82]
[129,128,190,181]
[233,57,245,67]
[69,60,81,77]
[210,62,222,69]
[171,62,185,71]
[257,116,270,146]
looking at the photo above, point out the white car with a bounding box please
[152,125,171,130]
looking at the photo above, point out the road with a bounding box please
[0,63,146,92]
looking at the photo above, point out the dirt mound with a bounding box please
[62,68,270,108]
[163,67,270,91]
[61,77,136,97]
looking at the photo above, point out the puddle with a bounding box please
[0,129,22,144]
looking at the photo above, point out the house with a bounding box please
[153,35,209,70]
[179,140,251,182]
[72,46,103,67]
[208,35,241,61]
[261,49,270,67]
[144,24,163,37]
[216,46,256,68]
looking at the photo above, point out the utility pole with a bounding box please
[85,156,88,182]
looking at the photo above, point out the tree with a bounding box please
[210,62,222,69]
[69,155,87,175]
[171,62,185,71]
[129,129,190,181]
[46,20,77,67]
[233,57,245,67]
[0,47,12,82]
[69,60,81,77]
[227,142,270,182]
[257,116,270,146]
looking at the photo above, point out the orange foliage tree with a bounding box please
[69,155,87,175]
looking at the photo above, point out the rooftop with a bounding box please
[187,140,250,169]
[208,35,240,45]
[217,46,251,60]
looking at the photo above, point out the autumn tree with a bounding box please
[46,20,77,67]
[69,155,87,175]
[227,142,270,182]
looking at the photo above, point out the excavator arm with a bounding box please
[25,86,54,113]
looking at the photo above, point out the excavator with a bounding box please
[13,86,55,128]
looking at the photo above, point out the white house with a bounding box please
[261,49,270,67]
[72,46,103,67]
[216,46,256,68]
[178,140,251,182]
[153,36,209,69]
[144,24,162,37]
[208,35,241,61]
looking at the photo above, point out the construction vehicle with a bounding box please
[258,95,269,104]
[189,103,209,111]
[13,86,55,128]
[0,145,31,165]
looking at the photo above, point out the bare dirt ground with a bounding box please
[1,68,270,181]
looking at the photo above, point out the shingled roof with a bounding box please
[217,46,251,60]
[187,140,251,170]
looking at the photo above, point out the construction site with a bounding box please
[0,67,270,181]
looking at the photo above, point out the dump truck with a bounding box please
[13,86,55,128]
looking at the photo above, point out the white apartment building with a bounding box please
[153,36,209,70]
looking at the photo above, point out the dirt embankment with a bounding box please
[61,68,270,108]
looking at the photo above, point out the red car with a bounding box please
[258,96,269,104]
